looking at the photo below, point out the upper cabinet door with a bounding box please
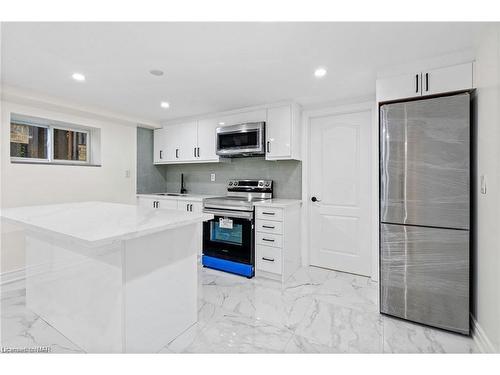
[422,62,473,96]
[266,105,292,159]
[197,118,219,161]
[175,122,198,161]
[153,128,167,164]
[376,73,422,102]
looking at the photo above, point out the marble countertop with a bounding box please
[137,193,218,201]
[253,199,302,208]
[1,201,213,246]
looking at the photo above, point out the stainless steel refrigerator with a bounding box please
[379,93,470,335]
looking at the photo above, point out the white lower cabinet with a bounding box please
[136,196,202,212]
[253,200,302,283]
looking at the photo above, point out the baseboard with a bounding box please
[471,313,497,353]
[0,267,26,286]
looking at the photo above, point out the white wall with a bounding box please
[473,24,500,352]
[1,100,137,274]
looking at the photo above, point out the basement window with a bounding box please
[10,114,100,166]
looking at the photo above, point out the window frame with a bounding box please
[51,125,91,165]
[9,121,51,164]
[10,116,93,166]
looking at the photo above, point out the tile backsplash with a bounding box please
[137,128,302,198]
[163,157,302,198]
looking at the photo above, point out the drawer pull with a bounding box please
[262,257,275,262]
[262,212,275,215]
[262,238,275,242]
[262,225,275,229]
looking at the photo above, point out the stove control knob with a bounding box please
[265,182,271,187]
[258,181,264,187]
[228,181,233,186]
[233,181,238,186]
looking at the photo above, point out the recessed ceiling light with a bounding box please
[218,122,225,126]
[314,67,327,78]
[160,101,170,109]
[150,69,164,76]
[72,73,86,82]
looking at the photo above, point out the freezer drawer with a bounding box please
[380,223,469,334]
[380,94,470,229]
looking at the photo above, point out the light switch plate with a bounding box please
[481,175,487,194]
[125,169,131,178]
[210,173,216,182]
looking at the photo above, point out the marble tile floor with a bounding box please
[1,265,477,354]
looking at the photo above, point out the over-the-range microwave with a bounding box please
[216,122,265,157]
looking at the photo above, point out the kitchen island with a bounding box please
[1,201,213,353]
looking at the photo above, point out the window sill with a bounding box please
[11,160,101,167]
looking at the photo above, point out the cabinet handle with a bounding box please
[262,257,275,262]
[194,147,196,157]
[176,149,179,159]
[266,141,270,153]
[197,147,200,157]
[262,238,275,242]
[186,203,189,211]
[190,204,193,211]
[159,150,163,159]
[425,73,429,92]
[262,211,275,216]
[262,225,275,229]
[415,74,419,93]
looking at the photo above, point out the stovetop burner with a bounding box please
[203,179,273,212]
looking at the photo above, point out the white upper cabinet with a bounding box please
[422,63,474,96]
[196,118,220,162]
[376,72,422,102]
[153,104,301,164]
[153,127,166,163]
[265,104,301,161]
[175,121,198,162]
[376,62,474,103]
[217,109,267,127]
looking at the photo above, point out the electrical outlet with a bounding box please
[481,175,487,194]
[125,169,131,178]
[210,173,216,182]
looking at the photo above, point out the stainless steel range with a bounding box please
[202,179,273,278]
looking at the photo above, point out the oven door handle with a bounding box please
[203,208,254,220]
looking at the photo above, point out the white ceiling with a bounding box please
[1,22,489,123]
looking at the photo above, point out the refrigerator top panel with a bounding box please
[380,93,470,230]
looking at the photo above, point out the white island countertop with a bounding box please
[1,201,213,247]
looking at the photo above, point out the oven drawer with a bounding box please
[256,220,283,235]
[256,245,282,275]
[256,232,283,248]
[256,207,283,221]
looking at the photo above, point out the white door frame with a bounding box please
[300,101,379,281]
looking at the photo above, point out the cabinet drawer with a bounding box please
[256,207,283,221]
[256,219,283,235]
[256,245,282,275]
[256,232,283,248]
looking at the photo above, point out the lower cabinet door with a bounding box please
[255,245,282,275]
[158,199,178,210]
[380,223,469,334]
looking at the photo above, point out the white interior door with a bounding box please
[309,110,372,276]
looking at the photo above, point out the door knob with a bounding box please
[311,196,320,202]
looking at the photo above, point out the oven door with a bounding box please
[216,123,265,156]
[202,209,254,265]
